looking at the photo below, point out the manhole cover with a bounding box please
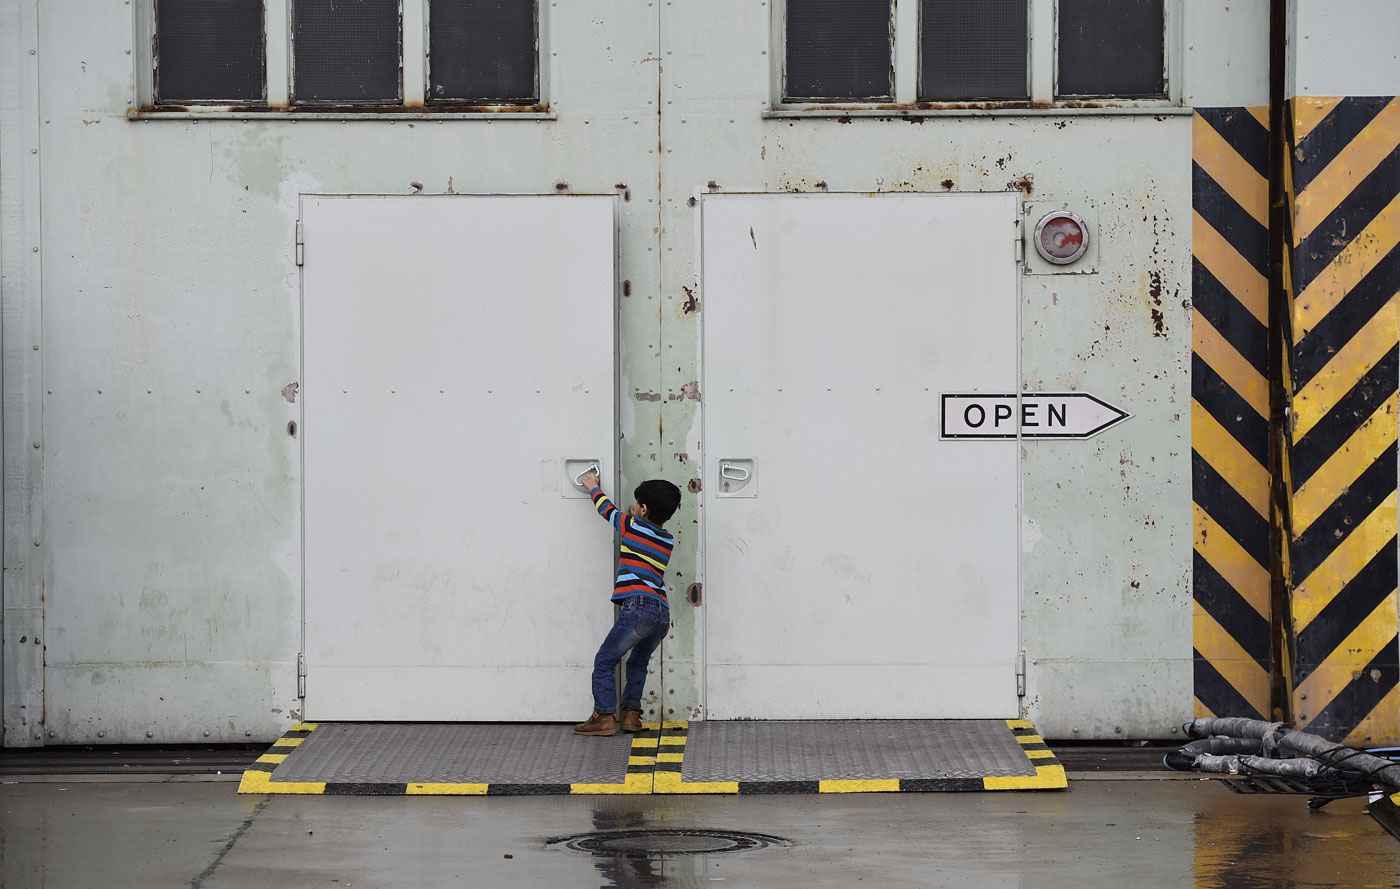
[551,829,789,858]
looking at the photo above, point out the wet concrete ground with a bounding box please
[2,773,1396,888]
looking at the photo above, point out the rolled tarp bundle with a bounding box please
[1278,730,1400,791]
[1170,717,1400,792]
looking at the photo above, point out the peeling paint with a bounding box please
[281,382,299,403]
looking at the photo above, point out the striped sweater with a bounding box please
[590,487,674,606]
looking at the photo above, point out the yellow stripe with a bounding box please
[573,773,654,795]
[662,720,689,729]
[984,765,1067,790]
[1295,590,1398,722]
[1025,749,1058,760]
[1295,193,1400,342]
[272,737,304,748]
[1195,113,1270,226]
[289,723,319,732]
[1295,99,1400,244]
[1191,401,1270,519]
[656,752,684,763]
[1193,310,1270,419]
[1345,687,1399,748]
[405,782,488,795]
[1293,490,1399,631]
[621,545,665,571]
[1015,734,1044,745]
[1005,719,1034,730]
[1193,696,1218,719]
[1245,106,1269,131]
[628,755,658,766]
[631,737,659,748]
[1194,210,1269,327]
[1294,292,1400,439]
[1194,502,1271,617]
[237,769,325,795]
[659,736,686,746]
[255,753,288,765]
[1192,604,1271,716]
[653,772,738,794]
[1294,393,1399,534]
[820,779,900,793]
[1294,96,1343,145]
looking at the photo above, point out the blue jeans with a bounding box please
[591,596,670,715]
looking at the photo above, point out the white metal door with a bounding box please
[302,195,616,721]
[701,193,1020,719]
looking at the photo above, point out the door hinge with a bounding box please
[295,220,304,267]
[1016,651,1027,697]
[297,652,306,698]
[1014,218,1025,263]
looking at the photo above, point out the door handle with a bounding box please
[720,462,750,481]
[573,463,600,487]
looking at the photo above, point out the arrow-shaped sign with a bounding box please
[941,392,1131,440]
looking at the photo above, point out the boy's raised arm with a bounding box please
[581,472,623,531]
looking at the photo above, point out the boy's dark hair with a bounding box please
[635,479,682,525]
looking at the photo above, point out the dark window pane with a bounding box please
[293,0,400,103]
[920,0,1027,100]
[785,0,892,101]
[156,0,264,103]
[1058,0,1165,97]
[429,0,537,102]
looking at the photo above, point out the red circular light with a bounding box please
[1033,211,1089,265]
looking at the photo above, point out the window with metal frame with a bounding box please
[1057,0,1165,98]
[292,0,402,104]
[428,0,538,103]
[155,0,265,103]
[784,0,893,102]
[919,0,1028,101]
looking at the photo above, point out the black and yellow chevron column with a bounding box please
[1192,106,1275,721]
[1287,95,1400,745]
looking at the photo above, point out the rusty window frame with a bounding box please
[424,0,540,105]
[917,0,1031,102]
[779,0,897,103]
[152,0,268,106]
[289,0,405,106]
[1053,0,1170,100]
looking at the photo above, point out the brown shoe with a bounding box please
[619,709,644,733]
[574,712,618,736]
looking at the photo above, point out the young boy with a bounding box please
[574,472,682,736]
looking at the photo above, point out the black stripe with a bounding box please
[1292,447,1397,579]
[900,778,984,792]
[1192,258,1270,374]
[653,762,683,773]
[1295,96,1393,192]
[1294,148,1400,294]
[1193,551,1272,670]
[487,783,572,795]
[1197,107,1271,179]
[1295,540,1398,671]
[324,783,409,795]
[1193,650,1265,720]
[1294,241,1400,388]
[1192,451,1270,563]
[243,764,277,774]
[1305,635,1400,742]
[626,764,655,774]
[1194,163,1270,277]
[1193,354,1270,467]
[738,781,821,794]
[1292,345,1399,486]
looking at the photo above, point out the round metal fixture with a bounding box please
[550,829,790,858]
[1033,210,1089,265]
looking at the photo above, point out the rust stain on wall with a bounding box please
[634,391,662,402]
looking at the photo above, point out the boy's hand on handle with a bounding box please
[581,472,600,491]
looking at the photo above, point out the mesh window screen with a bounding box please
[1058,0,1165,97]
[785,0,892,101]
[156,0,264,103]
[293,0,400,102]
[429,0,536,102]
[920,0,1027,100]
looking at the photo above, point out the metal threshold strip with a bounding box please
[238,719,1066,795]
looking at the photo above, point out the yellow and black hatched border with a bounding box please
[1192,106,1276,722]
[652,719,1065,794]
[1369,791,1400,841]
[238,723,659,796]
[1286,95,1400,746]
